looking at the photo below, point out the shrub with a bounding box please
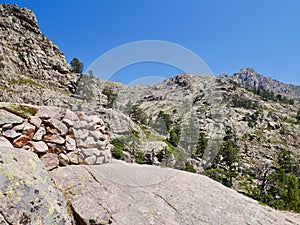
[194,132,207,157]
[135,151,145,164]
[168,126,181,147]
[111,139,125,160]
[184,162,196,173]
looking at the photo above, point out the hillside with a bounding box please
[0,4,300,224]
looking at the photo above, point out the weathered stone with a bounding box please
[12,135,30,148]
[99,150,112,164]
[40,153,59,171]
[89,130,105,140]
[28,116,42,127]
[2,130,21,139]
[84,155,97,165]
[66,151,84,165]
[33,127,46,141]
[58,153,69,166]
[64,109,79,122]
[43,134,65,145]
[35,106,65,119]
[2,123,13,129]
[73,120,88,129]
[28,141,48,153]
[21,121,36,132]
[0,147,72,224]
[65,135,76,151]
[0,137,13,148]
[47,143,65,154]
[50,163,300,225]
[73,129,89,140]
[81,148,101,157]
[0,109,23,126]
[45,118,68,135]
[62,118,74,127]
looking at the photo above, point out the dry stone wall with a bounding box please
[0,103,112,170]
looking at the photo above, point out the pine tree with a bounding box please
[70,58,84,73]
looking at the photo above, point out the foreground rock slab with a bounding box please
[0,147,73,225]
[50,161,300,225]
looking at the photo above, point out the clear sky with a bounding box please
[2,0,300,85]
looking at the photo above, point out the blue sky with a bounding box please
[2,0,300,85]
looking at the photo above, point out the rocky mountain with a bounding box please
[0,4,300,224]
[0,4,78,106]
[221,68,300,98]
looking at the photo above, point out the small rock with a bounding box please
[67,151,84,165]
[2,130,21,139]
[84,155,97,165]
[45,118,68,135]
[89,130,105,140]
[0,137,13,148]
[35,106,64,119]
[64,109,79,122]
[40,153,59,171]
[22,121,36,132]
[13,135,31,148]
[28,116,42,127]
[81,148,101,157]
[85,136,97,148]
[43,134,65,145]
[33,127,46,141]
[65,135,76,151]
[73,129,89,140]
[62,118,74,127]
[73,121,88,129]
[2,124,13,129]
[28,141,48,153]
[0,109,24,126]
[58,153,69,166]
[47,143,65,154]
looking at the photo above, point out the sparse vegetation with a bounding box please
[9,78,45,88]
[102,87,117,108]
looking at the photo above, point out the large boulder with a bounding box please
[50,161,300,225]
[0,147,73,225]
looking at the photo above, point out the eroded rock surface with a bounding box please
[50,161,300,225]
[0,147,73,225]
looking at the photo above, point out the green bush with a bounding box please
[135,151,145,164]
[111,139,125,160]
[168,126,180,147]
[184,162,196,173]
[195,132,207,157]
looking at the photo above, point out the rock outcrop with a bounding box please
[0,4,78,105]
[50,160,300,225]
[0,147,73,224]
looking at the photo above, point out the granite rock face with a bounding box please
[50,161,300,225]
[0,4,78,105]
[0,147,73,225]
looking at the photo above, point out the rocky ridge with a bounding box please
[221,68,300,98]
[0,4,78,105]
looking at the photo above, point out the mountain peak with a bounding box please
[221,69,300,98]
